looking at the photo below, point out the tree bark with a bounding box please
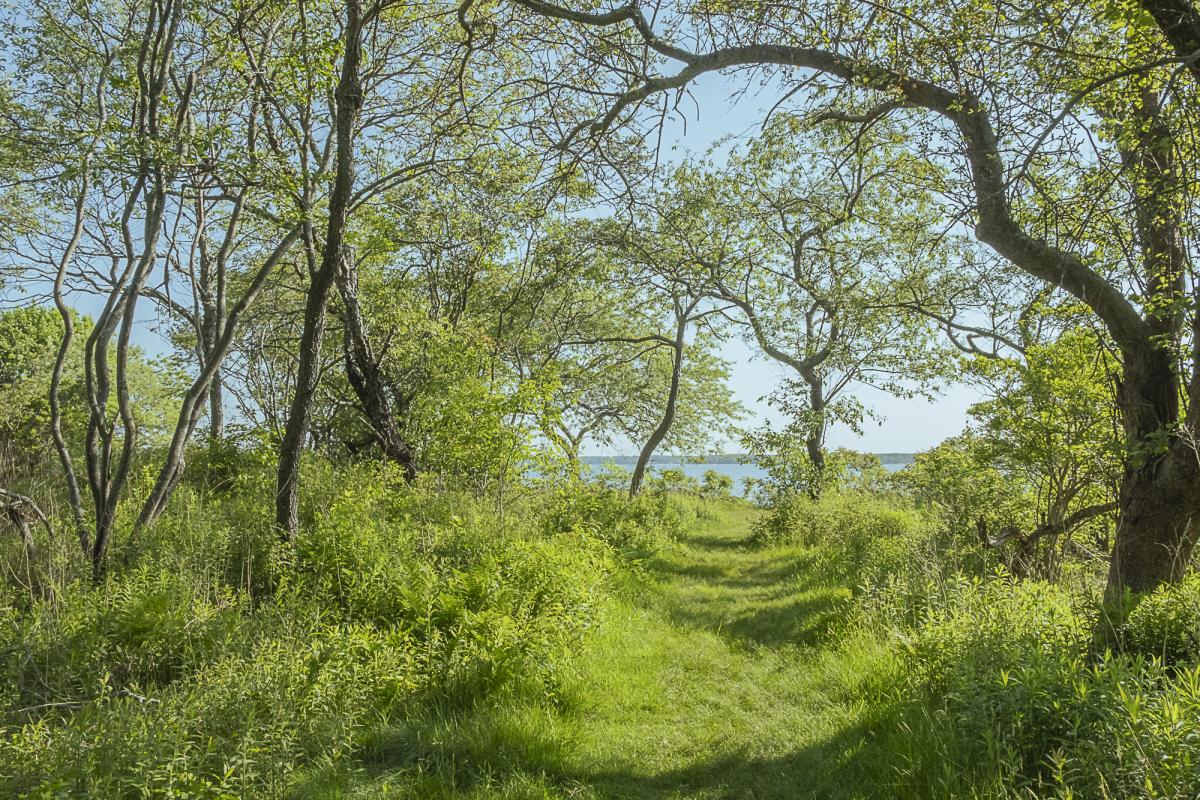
[209,373,225,443]
[630,306,689,497]
[1139,0,1200,84]
[804,373,827,500]
[275,0,364,538]
[50,170,91,556]
[336,255,418,481]
[1107,446,1199,596]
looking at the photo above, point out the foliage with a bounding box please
[1121,572,1200,664]
[699,469,734,499]
[0,307,184,481]
[875,572,1200,799]
[966,328,1121,563]
[750,489,934,589]
[537,475,698,556]
[900,433,1033,540]
[0,463,614,797]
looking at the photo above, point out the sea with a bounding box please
[577,456,913,497]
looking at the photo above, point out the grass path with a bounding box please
[557,504,893,800]
[315,504,904,799]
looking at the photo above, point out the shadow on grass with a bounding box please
[289,699,909,800]
[647,545,853,649]
[574,714,896,800]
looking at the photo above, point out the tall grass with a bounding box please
[0,459,690,797]
[766,488,1200,799]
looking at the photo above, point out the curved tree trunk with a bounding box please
[50,169,91,556]
[629,310,688,497]
[136,226,302,530]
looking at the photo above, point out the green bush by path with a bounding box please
[740,489,1200,798]
[0,461,697,798]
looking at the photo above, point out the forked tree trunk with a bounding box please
[337,256,418,481]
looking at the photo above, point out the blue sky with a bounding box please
[1,68,982,456]
[608,70,982,455]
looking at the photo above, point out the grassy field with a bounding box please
[304,502,909,799]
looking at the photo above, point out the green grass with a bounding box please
[305,502,911,799]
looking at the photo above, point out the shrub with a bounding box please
[699,469,734,499]
[538,479,692,555]
[0,461,617,797]
[751,490,932,585]
[1122,572,1200,664]
[872,570,1200,798]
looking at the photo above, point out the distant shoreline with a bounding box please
[579,453,915,466]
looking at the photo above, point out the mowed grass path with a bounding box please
[561,505,897,800]
[306,504,906,799]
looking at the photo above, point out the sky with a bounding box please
[580,70,983,455]
[0,67,983,457]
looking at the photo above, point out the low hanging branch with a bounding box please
[977,501,1119,550]
[0,489,55,541]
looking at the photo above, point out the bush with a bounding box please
[699,469,734,499]
[538,478,693,556]
[1122,572,1200,664]
[868,569,1200,798]
[751,490,932,585]
[0,461,617,797]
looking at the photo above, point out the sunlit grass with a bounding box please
[311,501,910,800]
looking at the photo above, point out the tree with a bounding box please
[583,194,741,496]
[273,0,366,538]
[702,122,946,495]
[968,325,1122,577]
[495,215,740,483]
[489,0,1200,600]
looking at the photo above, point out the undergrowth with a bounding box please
[760,487,1200,799]
[5,460,1200,799]
[0,459,695,798]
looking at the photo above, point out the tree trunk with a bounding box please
[1102,85,1199,602]
[136,227,302,531]
[630,311,688,497]
[336,256,418,481]
[1106,347,1200,600]
[274,0,364,539]
[803,371,827,499]
[209,372,224,443]
[50,181,89,556]
[1107,452,1199,597]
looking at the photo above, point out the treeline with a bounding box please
[0,2,1199,791]
[577,453,915,466]
[4,0,1200,603]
